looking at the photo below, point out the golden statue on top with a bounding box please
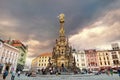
[59,13,65,23]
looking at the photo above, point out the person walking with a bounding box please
[11,71,15,80]
[17,71,21,77]
[117,68,120,77]
[3,69,8,80]
[110,68,113,76]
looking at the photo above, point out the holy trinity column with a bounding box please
[50,13,76,70]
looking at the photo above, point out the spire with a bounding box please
[58,13,65,37]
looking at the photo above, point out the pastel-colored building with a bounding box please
[72,50,87,71]
[111,43,120,50]
[31,53,52,70]
[111,50,120,68]
[0,39,19,73]
[97,50,113,70]
[31,57,39,71]
[111,43,120,68]
[38,53,52,69]
[85,49,99,71]
[4,40,28,71]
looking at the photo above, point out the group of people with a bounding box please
[2,69,21,80]
[1,67,120,80]
[105,68,113,76]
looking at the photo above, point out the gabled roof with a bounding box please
[39,52,52,57]
[4,40,27,48]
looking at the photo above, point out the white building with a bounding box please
[111,43,120,68]
[111,50,120,68]
[111,43,120,50]
[72,50,87,71]
[0,39,19,73]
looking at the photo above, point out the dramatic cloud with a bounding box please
[0,0,119,66]
[70,9,120,50]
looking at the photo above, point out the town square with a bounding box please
[0,0,120,80]
[0,74,119,80]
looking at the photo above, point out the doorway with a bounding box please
[61,63,64,67]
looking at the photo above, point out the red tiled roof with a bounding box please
[4,40,26,48]
[39,52,52,57]
[12,44,22,47]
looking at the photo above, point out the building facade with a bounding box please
[85,49,99,71]
[31,53,52,71]
[31,57,39,71]
[72,50,87,71]
[38,53,52,70]
[111,50,120,68]
[0,39,19,73]
[111,43,120,68]
[97,50,113,70]
[4,40,28,71]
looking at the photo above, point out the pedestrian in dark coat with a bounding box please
[3,69,8,80]
[117,68,120,77]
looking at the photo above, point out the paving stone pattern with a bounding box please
[0,74,119,80]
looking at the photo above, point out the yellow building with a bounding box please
[38,53,52,69]
[31,57,39,71]
[97,50,113,70]
[31,53,52,70]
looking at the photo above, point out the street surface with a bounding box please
[0,74,120,80]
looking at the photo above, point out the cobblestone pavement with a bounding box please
[0,74,120,80]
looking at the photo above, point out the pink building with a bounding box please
[85,49,99,71]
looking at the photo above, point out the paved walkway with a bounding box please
[0,74,120,80]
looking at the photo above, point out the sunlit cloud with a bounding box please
[69,9,120,50]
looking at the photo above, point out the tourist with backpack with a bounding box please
[3,69,8,80]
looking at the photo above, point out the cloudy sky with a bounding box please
[0,0,120,66]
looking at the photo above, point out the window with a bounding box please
[104,62,107,65]
[21,53,24,56]
[104,57,105,60]
[81,54,84,57]
[20,58,23,62]
[106,53,108,55]
[108,61,110,65]
[81,63,85,66]
[112,55,118,59]
[111,52,116,55]
[113,60,119,65]
[100,62,102,65]
[77,59,79,62]
[81,59,84,61]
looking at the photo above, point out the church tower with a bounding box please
[50,13,75,69]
